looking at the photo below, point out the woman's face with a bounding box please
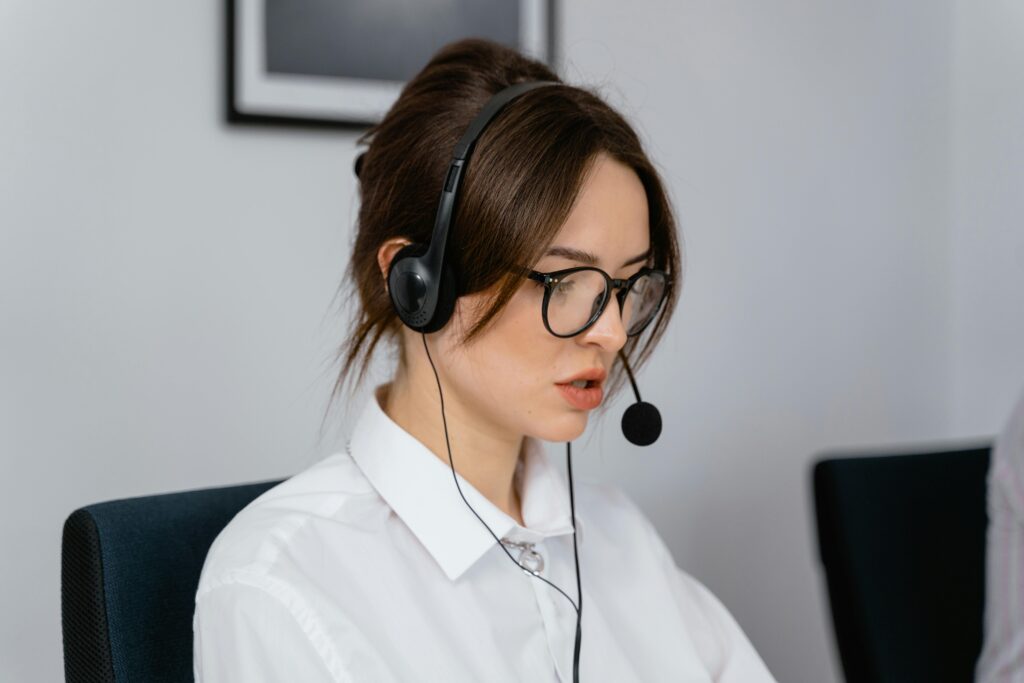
[436,151,652,443]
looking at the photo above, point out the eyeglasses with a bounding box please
[526,265,670,338]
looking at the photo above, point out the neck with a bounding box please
[380,370,525,527]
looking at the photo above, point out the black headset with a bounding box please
[354,79,662,447]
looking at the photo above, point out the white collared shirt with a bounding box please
[193,385,776,682]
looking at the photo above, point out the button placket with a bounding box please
[502,537,578,682]
[528,554,576,682]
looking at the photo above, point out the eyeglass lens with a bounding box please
[546,270,666,336]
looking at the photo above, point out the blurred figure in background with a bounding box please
[976,385,1024,681]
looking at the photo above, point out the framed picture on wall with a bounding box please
[227,0,557,128]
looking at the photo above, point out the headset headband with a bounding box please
[421,80,559,295]
[384,79,560,332]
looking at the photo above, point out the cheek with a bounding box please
[466,289,556,394]
[500,286,553,354]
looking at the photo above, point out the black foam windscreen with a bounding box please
[622,400,662,446]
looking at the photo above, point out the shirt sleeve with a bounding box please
[636,507,778,682]
[976,387,1024,682]
[193,580,344,683]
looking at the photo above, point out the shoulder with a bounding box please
[578,483,731,611]
[571,479,678,573]
[575,484,776,679]
[196,449,385,598]
[574,479,658,539]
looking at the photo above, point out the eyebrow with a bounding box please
[544,245,652,269]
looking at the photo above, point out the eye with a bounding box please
[551,278,575,297]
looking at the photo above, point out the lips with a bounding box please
[556,382,604,410]
[555,367,607,410]
[556,367,607,386]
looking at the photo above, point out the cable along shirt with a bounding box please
[193,384,777,682]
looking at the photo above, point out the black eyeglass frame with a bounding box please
[526,265,671,338]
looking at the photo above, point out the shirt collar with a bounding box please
[347,384,582,581]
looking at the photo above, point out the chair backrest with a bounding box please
[812,444,991,683]
[61,479,284,683]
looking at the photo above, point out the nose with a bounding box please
[576,293,628,352]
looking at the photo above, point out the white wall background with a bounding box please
[1,1,1020,682]
[949,0,1024,436]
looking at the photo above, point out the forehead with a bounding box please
[546,153,650,265]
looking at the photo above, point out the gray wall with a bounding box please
[949,0,1024,435]
[1,1,1020,682]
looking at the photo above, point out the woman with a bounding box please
[193,38,776,682]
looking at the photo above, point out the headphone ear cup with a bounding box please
[387,242,427,323]
[387,242,458,333]
[419,261,458,333]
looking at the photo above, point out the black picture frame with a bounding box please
[226,0,558,130]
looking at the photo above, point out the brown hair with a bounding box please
[330,38,683,414]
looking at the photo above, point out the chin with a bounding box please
[532,411,590,443]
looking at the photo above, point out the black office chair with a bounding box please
[61,478,285,683]
[812,444,991,683]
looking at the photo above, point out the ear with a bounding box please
[377,238,413,292]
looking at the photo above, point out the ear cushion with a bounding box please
[387,242,459,333]
[387,242,426,317]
